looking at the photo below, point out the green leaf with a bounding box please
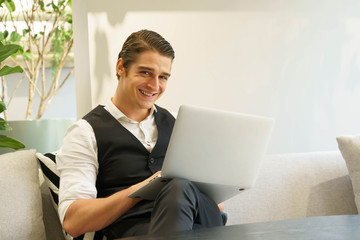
[0,118,12,131]
[0,101,6,113]
[0,101,25,149]
[0,42,20,62]
[51,2,59,12]
[17,45,24,54]
[0,30,9,41]
[11,45,24,59]
[9,31,21,43]
[22,29,30,37]
[66,14,72,24]
[10,44,23,59]
[38,0,45,11]
[4,0,15,12]
[0,135,25,150]
[0,65,23,76]
[23,50,32,60]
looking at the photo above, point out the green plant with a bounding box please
[0,0,73,120]
[0,100,25,149]
[0,41,25,149]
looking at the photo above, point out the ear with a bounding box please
[116,58,125,77]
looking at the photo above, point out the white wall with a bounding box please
[72,0,360,154]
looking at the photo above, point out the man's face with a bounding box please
[116,51,172,115]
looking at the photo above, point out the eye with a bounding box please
[159,75,169,81]
[140,71,151,76]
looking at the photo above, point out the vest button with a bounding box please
[149,158,155,164]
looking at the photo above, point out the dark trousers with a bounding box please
[103,178,225,239]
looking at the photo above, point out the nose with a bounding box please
[147,76,160,90]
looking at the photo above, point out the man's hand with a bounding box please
[218,202,224,212]
[128,171,162,195]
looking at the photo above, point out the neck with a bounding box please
[111,97,152,122]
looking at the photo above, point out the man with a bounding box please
[57,30,224,239]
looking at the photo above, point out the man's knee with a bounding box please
[166,178,195,191]
[164,178,197,194]
[156,178,199,205]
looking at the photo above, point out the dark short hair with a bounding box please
[117,29,175,78]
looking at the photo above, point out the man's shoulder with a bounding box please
[61,118,95,143]
[83,105,106,119]
[82,105,117,125]
[154,105,175,119]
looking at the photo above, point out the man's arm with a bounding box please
[62,173,160,237]
[56,120,160,237]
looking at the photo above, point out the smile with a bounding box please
[139,89,156,97]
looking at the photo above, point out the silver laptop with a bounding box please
[128,104,274,203]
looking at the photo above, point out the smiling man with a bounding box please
[114,50,171,122]
[57,30,225,240]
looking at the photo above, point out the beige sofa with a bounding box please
[0,150,64,240]
[225,151,358,225]
[0,149,358,239]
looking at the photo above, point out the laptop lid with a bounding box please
[161,104,274,189]
[129,104,274,203]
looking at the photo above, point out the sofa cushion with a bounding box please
[337,135,360,212]
[0,149,46,240]
[37,152,96,240]
[224,151,357,225]
[36,152,60,210]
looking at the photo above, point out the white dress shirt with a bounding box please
[57,100,158,224]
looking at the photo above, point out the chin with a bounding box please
[140,103,155,110]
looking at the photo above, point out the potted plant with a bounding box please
[0,0,73,120]
[0,0,74,153]
[0,41,24,150]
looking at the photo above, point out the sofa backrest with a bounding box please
[224,151,358,225]
[39,150,358,233]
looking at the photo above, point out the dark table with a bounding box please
[118,214,360,240]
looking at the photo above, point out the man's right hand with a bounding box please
[129,171,162,195]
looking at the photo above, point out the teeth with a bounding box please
[140,90,154,96]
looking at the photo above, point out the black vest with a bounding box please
[83,105,175,198]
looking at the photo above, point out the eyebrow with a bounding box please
[138,66,171,77]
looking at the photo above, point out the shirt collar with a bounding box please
[106,99,157,123]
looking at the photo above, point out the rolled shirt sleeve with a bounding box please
[57,119,99,224]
